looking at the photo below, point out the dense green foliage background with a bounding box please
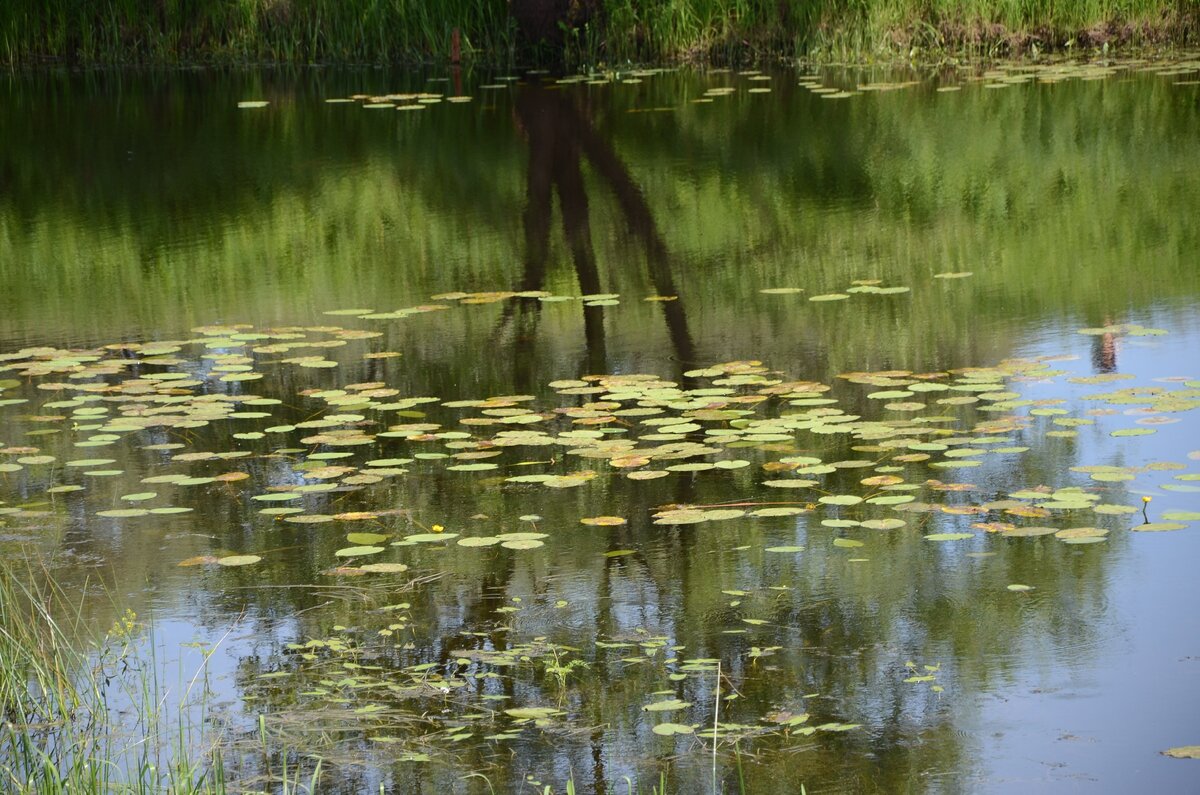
[2,0,1197,65]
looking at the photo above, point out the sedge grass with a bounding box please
[0,0,1195,66]
[0,558,321,794]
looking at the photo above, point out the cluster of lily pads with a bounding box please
[235,59,1200,117]
[2,283,1198,771]
[1,292,1197,570]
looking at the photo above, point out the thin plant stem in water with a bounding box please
[712,659,720,795]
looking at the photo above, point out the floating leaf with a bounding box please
[1162,746,1200,759]
[500,539,545,550]
[177,556,219,567]
[217,555,261,567]
[505,707,564,720]
[358,563,409,574]
[1133,522,1187,532]
[750,507,808,517]
[334,546,384,557]
[457,536,500,547]
[642,699,691,712]
[652,722,695,736]
[405,533,457,543]
[346,533,389,544]
[861,519,906,530]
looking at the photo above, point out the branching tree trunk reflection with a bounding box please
[505,80,696,382]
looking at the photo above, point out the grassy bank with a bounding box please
[1,0,1197,66]
[0,559,323,794]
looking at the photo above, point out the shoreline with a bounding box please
[2,5,1196,69]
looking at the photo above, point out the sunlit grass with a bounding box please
[0,0,1194,65]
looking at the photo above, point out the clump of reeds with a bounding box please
[0,559,316,794]
[1,0,1195,66]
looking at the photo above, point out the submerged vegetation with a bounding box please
[1,0,1198,66]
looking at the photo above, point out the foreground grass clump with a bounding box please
[0,560,321,794]
[1,0,1196,65]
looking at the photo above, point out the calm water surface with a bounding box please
[2,61,1199,793]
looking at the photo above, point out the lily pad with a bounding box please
[505,707,564,719]
[358,563,409,574]
[457,536,500,547]
[217,555,261,567]
[652,722,695,736]
[1133,522,1187,532]
[334,546,385,557]
[500,539,545,550]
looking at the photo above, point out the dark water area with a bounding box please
[2,60,1199,793]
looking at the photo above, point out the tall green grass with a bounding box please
[0,559,321,794]
[0,0,1195,66]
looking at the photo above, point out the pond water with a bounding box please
[2,60,1200,793]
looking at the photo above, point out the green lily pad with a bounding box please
[861,519,906,530]
[652,722,695,736]
[217,555,261,567]
[334,546,385,556]
[1133,522,1187,532]
[458,536,501,547]
[501,539,545,550]
[505,707,564,720]
[346,533,389,544]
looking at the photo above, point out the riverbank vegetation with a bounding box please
[0,559,327,794]
[2,0,1197,66]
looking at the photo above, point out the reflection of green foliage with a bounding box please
[2,68,1199,793]
[2,68,1197,373]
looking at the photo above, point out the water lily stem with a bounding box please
[712,659,720,795]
